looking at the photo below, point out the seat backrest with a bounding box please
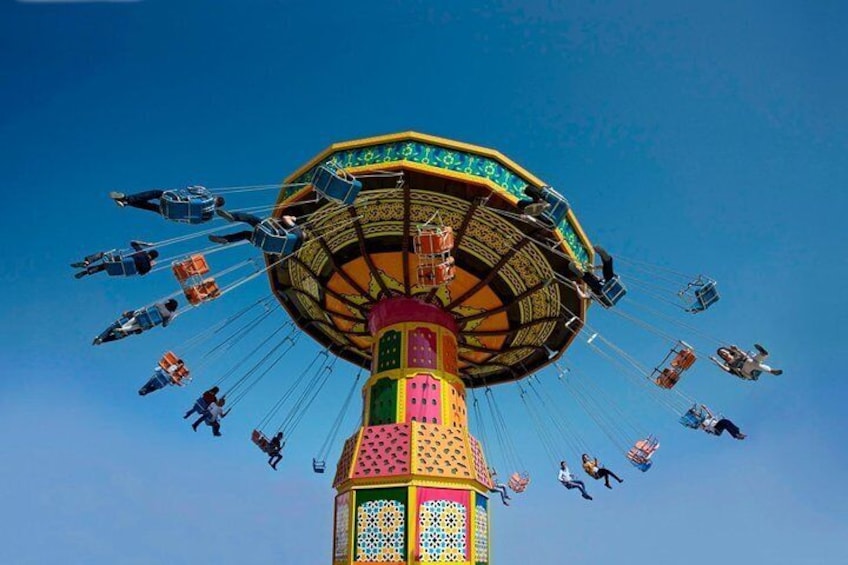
[672,349,697,370]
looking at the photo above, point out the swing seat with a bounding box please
[251,219,302,255]
[184,278,221,306]
[508,472,530,493]
[679,406,706,429]
[104,254,139,277]
[312,458,326,474]
[138,368,172,396]
[537,185,570,228]
[414,226,455,256]
[597,275,627,306]
[671,347,697,371]
[655,368,681,389]
[627,436,659,471]
[172,254,210,282]
[251,429,271,454]
[160,186,217,224]
[311,164,362,206]
[158,351,190,383]
[692,281,720,312]
[193,397,210,415]
[417,257,456,287]
[134,305,164,330]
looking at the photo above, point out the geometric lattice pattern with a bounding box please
[414,423,473,479]
[333,432,360,488]
[474,502,488,564]
[334,492,351,562]
[352,423,411,478]
[355,500,405,562]
[408,326,437,369]
[468,435,493,490]
[418,500,468,562]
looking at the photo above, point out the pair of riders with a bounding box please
[184,386,227,437]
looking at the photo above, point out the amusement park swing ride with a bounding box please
[80,132,783,564]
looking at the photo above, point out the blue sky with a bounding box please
[1,1,846,563]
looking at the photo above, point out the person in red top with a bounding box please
[183,386,219,419]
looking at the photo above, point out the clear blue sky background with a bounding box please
[1,1,846,564]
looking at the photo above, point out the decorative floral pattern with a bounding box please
[356,500,405,562]
[418,499,468,562]
[474,504,488,563]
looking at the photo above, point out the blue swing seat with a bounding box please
[251,218,302,255]
[679,406,706,429]
[538,185,570,227]
[134,305,165,330]
[160,186,217,224]
[692,281,720,312]
[312,458,326,474]
[311,164,362,206]
[598,275,627,307]
[103,253,139,277]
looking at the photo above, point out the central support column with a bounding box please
[331,297,494,565]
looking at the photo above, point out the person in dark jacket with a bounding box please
[267,432,284,470]
[72,241,159,279]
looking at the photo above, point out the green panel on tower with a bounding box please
[369,377,398,426]
[377,329,402,372]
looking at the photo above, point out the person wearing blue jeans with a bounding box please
[558,461,592,500]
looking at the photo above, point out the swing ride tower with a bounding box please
[268,132,595,564]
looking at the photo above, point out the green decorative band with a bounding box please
[287,140,590,265]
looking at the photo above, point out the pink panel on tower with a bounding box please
[352,423,411,478]
[406,373,441,425]
[407,327,438,369]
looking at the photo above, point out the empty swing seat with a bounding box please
[627,436,660,472]
[172,254,210,282]
[311,164,362,206]
[671,348,697,371]
[655,368,681,389]
[252,429,271,454]
[508,472,531,493]
[538,185,570,227]
[251,219,302,255]
[414,226,455,256]
[184,278,221,306]
[417,257,456,286]
[104,253,139,277]
[312,458,326,474]
[692,281,720,312]
[160,186,217,224]
[597,275,627,306]
[312,164,362,206]
[134,305,165,330]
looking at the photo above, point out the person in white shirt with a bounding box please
[699,405,747,440]
[558,461,592,500]
[192,397,227,437]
